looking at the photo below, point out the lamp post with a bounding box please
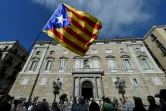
[53,77,62,103]
[114,76,126,101]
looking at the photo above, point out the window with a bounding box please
[74,59,82,70]
[14,49,18,54]
[123,59,132,69]
[130,78,139,86]
[92,57,100,70]
[151,77,163,85]
[91,49,98,54]
[117,42,121,44]
[62,50,68,54]
[108,59,117,72]
[141,58,151,69]
[21,78,29,84]
[36,51,41,55]
[150,34,157,41]
[58,59,66,71]
[50,51,55,55]
[29,61,37,70]
[160,46,166,56]
[105,49,112,53]
[155,40,162,48]
[3,46,9,50]
[135,48,141,53]
[39,78,47,85]
[45,60,52,70]
[119,48,126,53]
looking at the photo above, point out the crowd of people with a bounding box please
[0,89,166,111]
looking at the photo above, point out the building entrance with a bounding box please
[81,81,93,99]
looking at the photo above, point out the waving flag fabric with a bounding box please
[43,3,102,56]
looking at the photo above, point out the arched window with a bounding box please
[29,58,39,71]
[106,55,117,72]
[73,56,83,70]
[138,55,152,70]
[91,56,100,70]
[58,56,68,72]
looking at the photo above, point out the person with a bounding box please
[71,96,88,111]
[89,100,100,111]
[50,102,60,111]
[0,95,11,111]
[89,98,94,106]
[119,97,135,111]
[36,98,50,111]
[147,96,159,111]
[159,89,166,111]
[133,97,147,111]
[102,97,115,111]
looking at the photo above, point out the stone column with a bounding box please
[94,77,98,99]
[72,77,75,97]
[36,47,48,72]
[100,77,104,97]
[78,77,80,96]
[21,47,36,72]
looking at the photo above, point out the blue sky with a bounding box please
[0,0,166,50]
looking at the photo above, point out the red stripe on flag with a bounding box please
[63,27,91,46]
[69,17,98,40]
[65,6,102,30]
[50,28,87,54]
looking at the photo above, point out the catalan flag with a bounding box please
[43,3,102,56]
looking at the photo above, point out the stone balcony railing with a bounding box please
[71,68,104,74]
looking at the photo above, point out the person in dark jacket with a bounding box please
[133,97,147,111]
[0,95,11,111]
[89,101,100,111]
[50,102,60,111]
[147,96,159,111]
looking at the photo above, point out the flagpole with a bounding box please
[27,3,62,101]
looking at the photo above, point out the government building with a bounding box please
[144,25,166,73]
[9,38,166,104]
[0,41,28,94]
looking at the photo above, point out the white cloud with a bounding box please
[31,0,158,38]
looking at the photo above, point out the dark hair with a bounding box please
[147,96,155,102]
[134,97,144,107]
[43,98,46,101]
[103,97,110,103]
[160,89,166,99]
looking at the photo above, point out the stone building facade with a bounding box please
[0,41,28,94]
[9,38,166,104]
[144,25,166,73]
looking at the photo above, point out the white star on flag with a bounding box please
[56,14,67,25]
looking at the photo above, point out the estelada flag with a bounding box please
[43,3,102,56]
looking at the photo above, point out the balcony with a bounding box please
[104,68,139,74]
[71,68,104,74]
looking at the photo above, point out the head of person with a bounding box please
[103,97,110,103]
[124,97,129,102]
[78,96,85,104]
[43,98,46,102]
[147,96,155,105]
[134,97,144,107]
[160,89,166,100]
[52,102,58,108]
[90,98,94,102]
[4,95,11,103]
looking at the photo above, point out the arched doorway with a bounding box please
[81,81,93,99]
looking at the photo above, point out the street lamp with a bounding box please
[53,77,62,103]
[114,76,126,101]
